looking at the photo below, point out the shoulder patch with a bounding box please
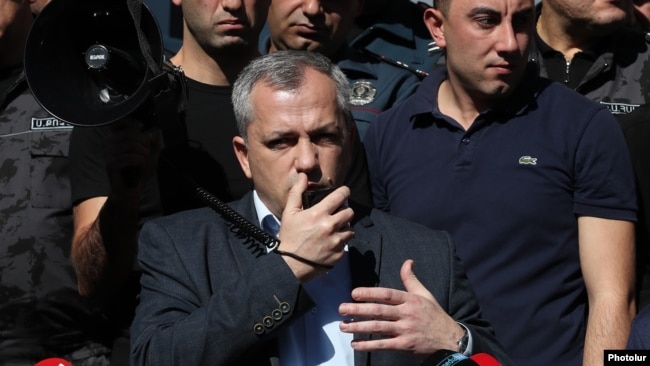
[350,81,377,106]
[31,117,72,130]
[599,101,640,115]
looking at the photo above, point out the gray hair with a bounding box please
[232,50,352,141]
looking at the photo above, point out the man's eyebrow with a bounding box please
[263,130,295,141]
[467,5,535,18]
[468,6,500,17]
[309,123,341,135]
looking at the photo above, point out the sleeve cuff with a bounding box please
[456,322,473,356]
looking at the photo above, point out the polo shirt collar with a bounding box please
[407,64,541,124]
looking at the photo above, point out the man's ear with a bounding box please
[424,8,447,49]
[233,136,253,179]
[172,0,182,7]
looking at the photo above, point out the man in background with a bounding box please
[262,0,421,138]
[533,0,650,312]
[364,0,637,364]
[349,0,441,79]
[532,0,650,115]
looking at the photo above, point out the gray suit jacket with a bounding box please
[130,193,510,365]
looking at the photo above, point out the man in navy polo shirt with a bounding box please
[363,0,638,365]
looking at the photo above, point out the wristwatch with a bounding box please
[457,326,469,355]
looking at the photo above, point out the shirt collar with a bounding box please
[406,64,542,125]
[253,190,278,229]
[533,1,616,59]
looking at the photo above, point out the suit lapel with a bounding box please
[215,192,269,265]
[230,191,259,222]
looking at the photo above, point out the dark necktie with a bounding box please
[262,215,280,237]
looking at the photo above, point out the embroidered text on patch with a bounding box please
[31,117,72,130]
[519,156,537,165]
[600,101,639,115]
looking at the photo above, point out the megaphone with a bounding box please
[24,0,168,126]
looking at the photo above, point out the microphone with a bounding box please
[421,350,502,366]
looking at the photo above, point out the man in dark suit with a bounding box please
[130,50,509,365]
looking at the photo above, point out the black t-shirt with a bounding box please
[70,77,252,216]
[183,78,251,200]
[155,79,253,213]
